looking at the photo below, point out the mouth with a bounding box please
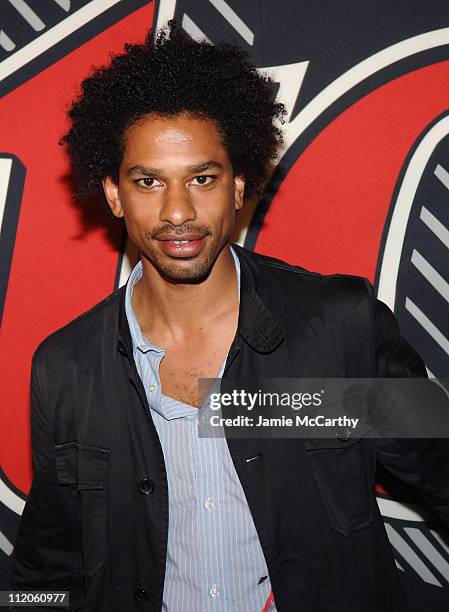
[156,236,208,258]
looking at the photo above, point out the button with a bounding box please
[149,384,156,392]
[336,427,351,441]
[209,584,220,598]
[204,497,215,510]
[134,587,149,602]
[117,340,128,356]
[138,478,155,495]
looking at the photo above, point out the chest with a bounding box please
[158,347,226,407]
[157,324,237,407]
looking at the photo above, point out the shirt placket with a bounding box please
[196,421,228,609]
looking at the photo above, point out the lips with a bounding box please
[157,236,207,258]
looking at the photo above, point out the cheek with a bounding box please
[212,204,238,235]
[121,193,157,221]
[121,206,153,241]
[209,185,237,218]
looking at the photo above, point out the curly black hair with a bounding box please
[62,20,286,204]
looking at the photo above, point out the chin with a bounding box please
[155,258,215,284]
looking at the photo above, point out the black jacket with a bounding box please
[9,245,449,611]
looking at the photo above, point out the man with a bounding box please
[9,20,449,612]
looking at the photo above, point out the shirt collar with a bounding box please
[124,258,160,355]
[124,245,241,356]
[117,244,284,361]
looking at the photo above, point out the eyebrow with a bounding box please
[126,160,224,176]
[187,160,224,173]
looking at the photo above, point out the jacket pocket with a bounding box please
[303,437,375,536]
[55,441,110,576]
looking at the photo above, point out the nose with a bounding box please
[159,182,196,226]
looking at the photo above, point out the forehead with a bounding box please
[121,113,229,165]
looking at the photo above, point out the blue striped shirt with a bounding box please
[125,247,275,611]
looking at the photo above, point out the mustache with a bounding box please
[149,225,212,239]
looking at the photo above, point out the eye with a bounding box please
[190,175,215,186]
[135,177,162,188]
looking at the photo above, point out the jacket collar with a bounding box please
[117,244,284,359]
[231,244,284,352]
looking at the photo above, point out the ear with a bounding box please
[234,175,245,211]
[102,176,124,218]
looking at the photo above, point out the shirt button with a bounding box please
[209,584,220,598]
[149,384,156,392]
[204,497,215,510]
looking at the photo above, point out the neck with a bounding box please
[131,245,238,340]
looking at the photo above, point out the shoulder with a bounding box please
[233,244,374,307]
[32,286,124,368]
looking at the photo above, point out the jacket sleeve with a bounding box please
[9,348,85,611]
[369,285,449,527]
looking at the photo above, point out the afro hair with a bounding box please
[62,20,286,204]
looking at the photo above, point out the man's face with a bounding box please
[103,112,245,283]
